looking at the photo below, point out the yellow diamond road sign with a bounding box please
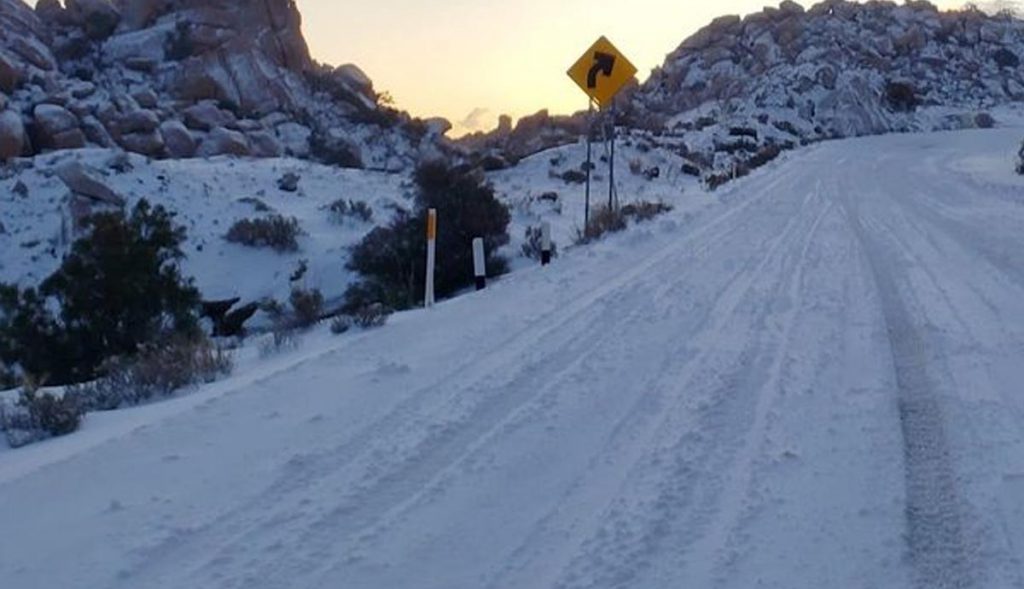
[567,36,638,108]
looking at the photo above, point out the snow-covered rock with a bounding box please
[55,160,126,206]
[160,120,196,158]
[183,101,236,132]
[197,127,250,158]
[33,103,85,150]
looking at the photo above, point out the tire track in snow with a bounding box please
[531,188,833,589]
[475,180,832,589]
[122,168,798,589]
[838,170,979,589]
[866,170,1024,588]
[678,194,835,587]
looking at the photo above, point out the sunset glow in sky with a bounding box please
[296,0,962,135]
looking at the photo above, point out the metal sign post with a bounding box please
[585,100,594,233]
[609,104,617,211]
[567,36,636,232]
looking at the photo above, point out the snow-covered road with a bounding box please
[3,129,1024,589]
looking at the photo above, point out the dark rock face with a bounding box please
[153,0,312,116]
[0,109,26,159]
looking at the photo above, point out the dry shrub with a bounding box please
[354,303,390,329]
[68,336,233,411]
[289,287,324,328]
[622,200,673,223]
[259,328,301,358]
[521,225,558,261]
[1,376,82,448]
[225,215,301,252]
[576,206,628,243]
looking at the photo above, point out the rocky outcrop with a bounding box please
[618,0,1024,180]
[456,110,589,164]
[105,0,314,116]
[0,0,440,167]
[637,1,1024,134]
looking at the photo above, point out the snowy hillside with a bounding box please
[0,135,700,309]
[2,127,1024,588]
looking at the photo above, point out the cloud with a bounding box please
[457,107,492,133]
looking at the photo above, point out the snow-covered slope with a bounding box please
[3,127,1024,588]
[0,135,699,308]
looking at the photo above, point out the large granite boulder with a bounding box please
[0,109,26,160]
[160,120,196,158]
[33,104,86,150]
[56,161,126,206]
[197,126,250,157]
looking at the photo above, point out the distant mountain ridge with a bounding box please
[621,0,1024,178]
[465,0,1024,179]
[635,0,1024,129]
[0,0,447,169]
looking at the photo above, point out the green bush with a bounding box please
[21,390,82,437]
[225,215,301,252]
[345,162,510,311]
[1,200,200,385]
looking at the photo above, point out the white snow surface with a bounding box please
[0,139,699,306]
[3,129,1024,588]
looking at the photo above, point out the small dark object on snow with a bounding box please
[277,172,300,192]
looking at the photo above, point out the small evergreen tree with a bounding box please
[346,162,510,311]
[0,200,200,384]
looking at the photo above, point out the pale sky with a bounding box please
[297,0,961,135]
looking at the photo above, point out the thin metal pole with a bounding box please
[608,104,616,211]
[585,100,593,234]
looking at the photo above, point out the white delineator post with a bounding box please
[473,237,486,290]
[425,209,437,307]
[541,222,552,266]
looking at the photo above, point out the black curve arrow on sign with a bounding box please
[587,52,616,89]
